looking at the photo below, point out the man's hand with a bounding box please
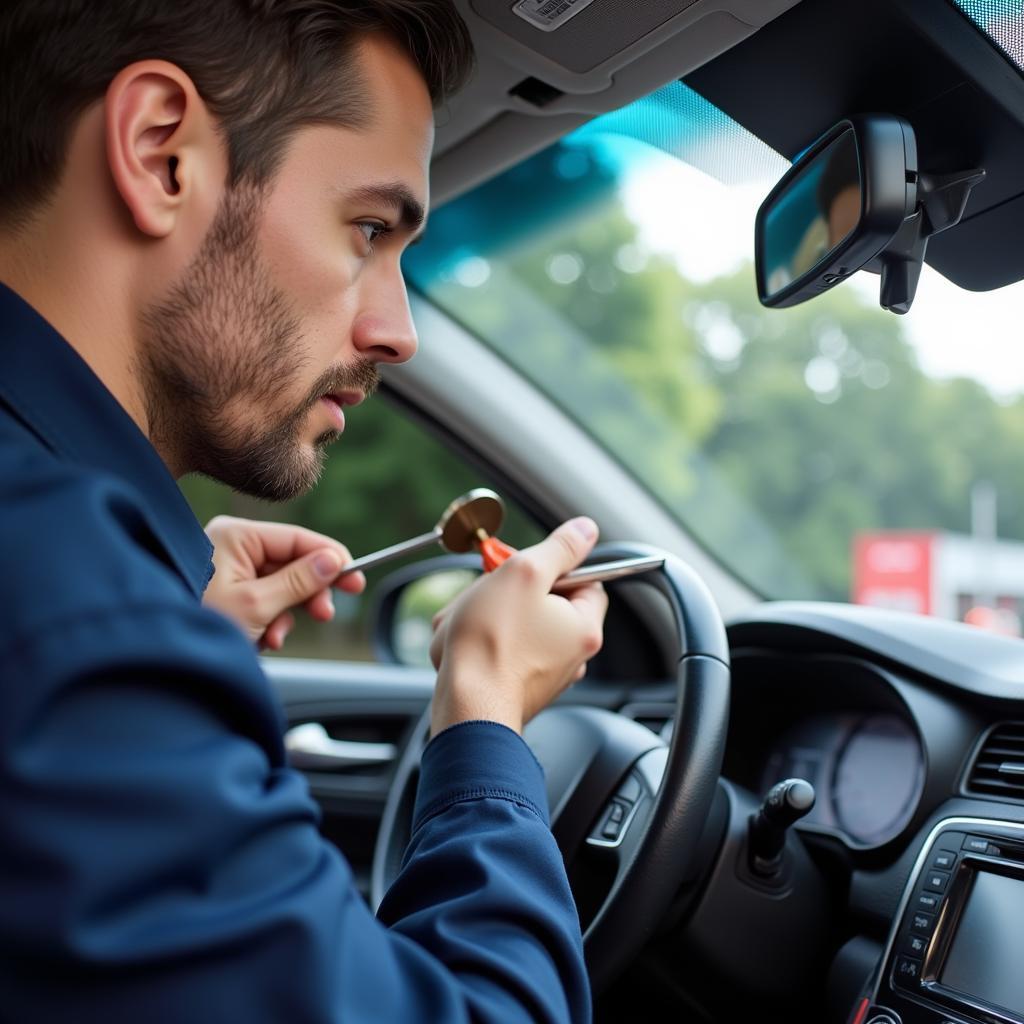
[202,516,365,650]
[428,517,608,737]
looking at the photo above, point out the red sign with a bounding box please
[853,532,935,615]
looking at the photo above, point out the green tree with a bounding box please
[691,266,1024,598]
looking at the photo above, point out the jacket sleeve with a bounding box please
[0,601,590,1024]
[378,720,590,1023]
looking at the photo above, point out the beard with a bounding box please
[139,184,379,501]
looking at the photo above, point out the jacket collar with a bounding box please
[0,281,214,597]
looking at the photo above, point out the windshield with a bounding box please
[405,81,1024,632]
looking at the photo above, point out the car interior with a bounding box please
[185,1,1024,1021]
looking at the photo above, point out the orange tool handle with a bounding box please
[479,535,517,572]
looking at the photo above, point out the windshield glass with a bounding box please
[405,81,1024,632]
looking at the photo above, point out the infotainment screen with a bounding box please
[940,870,1024,1017]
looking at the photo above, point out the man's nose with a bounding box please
[351,270,419,365]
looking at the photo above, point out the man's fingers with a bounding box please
[564,581,607,658]
[250,548,344,621]
[260,559,365,594]
[262,611,295,651]
[334,569,366,594]
[250,521,352,566]
[517,517,599,588]
[208,516,355,576]
[566,579,608,620]
[305,588,335,622]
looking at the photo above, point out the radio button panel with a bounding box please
[870,818,1024,1024]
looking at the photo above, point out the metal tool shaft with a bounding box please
[553,554,665,591]
[339,528,442,575]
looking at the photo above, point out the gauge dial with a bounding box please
[832,714,923,845]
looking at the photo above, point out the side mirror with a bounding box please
[370,555,481,667]
[755,114,984,314]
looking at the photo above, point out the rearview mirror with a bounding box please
[755,115,984,314]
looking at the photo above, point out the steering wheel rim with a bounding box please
[370,542,730,992]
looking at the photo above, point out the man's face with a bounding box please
[141,36,432,501]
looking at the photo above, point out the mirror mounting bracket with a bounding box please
[878,166,985,314]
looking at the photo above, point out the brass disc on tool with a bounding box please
[438,488,506,553]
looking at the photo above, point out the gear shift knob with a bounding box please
[748,778,815,878]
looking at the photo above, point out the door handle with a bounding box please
[284,722,398,770]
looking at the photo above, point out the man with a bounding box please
[0,3,607,1021]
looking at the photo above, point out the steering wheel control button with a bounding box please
[616,774,642,804]
[893,955,922,986]
[910,911,934,935]
[903,933,928,957]
[607,801,626,829]
[962,835,991,854]
[931,849,957,871]
[923,869,950,893]
[915,892,941,912]
[588,798,639,847]
[600,810,623,841]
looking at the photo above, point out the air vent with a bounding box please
[966,722,1024,802]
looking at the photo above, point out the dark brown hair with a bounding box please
[0,0,473,228]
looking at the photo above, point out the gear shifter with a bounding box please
[748,778,816,879]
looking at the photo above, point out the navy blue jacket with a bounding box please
[0,283,590,1023]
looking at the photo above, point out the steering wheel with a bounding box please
[370,543,730,990]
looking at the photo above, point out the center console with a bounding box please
[858,817,1024,1024]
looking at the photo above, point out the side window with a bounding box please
[178,396,543,661]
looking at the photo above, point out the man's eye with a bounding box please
[355,222,389,250]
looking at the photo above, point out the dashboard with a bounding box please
[709,602,1024,1024]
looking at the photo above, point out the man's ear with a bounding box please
[105,60,219,238]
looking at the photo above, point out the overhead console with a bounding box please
[862,817,1024,1024]
[433,0,803,201]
